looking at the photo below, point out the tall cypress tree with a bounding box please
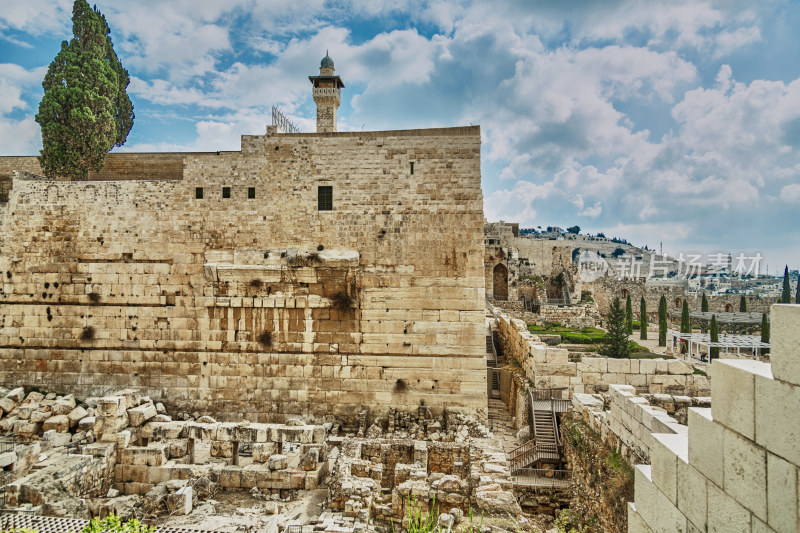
[658,295,667,346]
[796,274,800,304]
[782,265,791,303]
[640,297,648,340]
[602,297,630,359]
[680,300,691,353]
[36,0,133,179]
[739,295,747,312]
[761,313,770,355]
[701,292,709,333]
[710,314,719,359]
[625,294,633,336]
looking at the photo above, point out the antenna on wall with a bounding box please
[272,106,302,134]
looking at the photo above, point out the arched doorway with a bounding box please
[675,298,682,308]
[621,289,629,298]
[725,304,733,312]
[493,263,508,300]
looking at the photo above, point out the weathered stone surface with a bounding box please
[252,442,276,463]
[29,409,53,424]
[67,406,89,429]
[0,397,17,415]
[166,485,193,515]
[51,395,76,415]
[127,402,157,427]
[5,387,25,403]
[42,414,70,433]
[268,454,288,471]
[474,489,522,515]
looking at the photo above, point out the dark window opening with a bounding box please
[195,187,204,199]
[318,186,333,211]
[410,162,414,175]
[222,187,231,199]
[248,187,256,199]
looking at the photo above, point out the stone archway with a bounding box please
[725,304,733,312]
[493,263,508,301]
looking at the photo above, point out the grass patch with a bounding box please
[693,367,707,376]
[528,323,607,344]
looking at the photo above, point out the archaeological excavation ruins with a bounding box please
[1,54,799,533]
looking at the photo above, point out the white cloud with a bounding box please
[0,0,71,38]
[0,117,40,156]
[579,201,603,218]
[781,184,800,203]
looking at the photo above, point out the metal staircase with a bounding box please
[507,388,573,488]
[486,326,501,399]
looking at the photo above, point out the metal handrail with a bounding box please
[508,441,563,471]
[551,399,561,447]
[512,468,572,488]
[531,388,568,401]
[0,436,14,454]
[487,325,498,368]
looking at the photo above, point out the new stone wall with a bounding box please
[629,304,800,533]
[0,126,487,423]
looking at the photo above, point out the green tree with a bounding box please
[81,514,154,533]
[680,299,691,353]
[709,314,719,359]
[796,277,799,303]
[761,313,770,354]
[566,225,581,234]
[658,295,667,346]
[640,297,647,340]
[35,0,133,179]
[602,297,630,359]
[701,292,709,333]
[739,295,747,312]
[782,265,791,303]
[625,294,633,335]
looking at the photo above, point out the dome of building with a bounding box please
[320,52,334,69]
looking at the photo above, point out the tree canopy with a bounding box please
[710,315,719,359]
[658,295,667,346]
[602,297,630,358]
[781,265,791,303]
[35,0,133,179]
[640,297,647,340]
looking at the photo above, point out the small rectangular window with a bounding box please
[248,187,256,199]
[195,187,203,199]
[222,187,231,199]
[410,162,414,175]
[318,186,333,211]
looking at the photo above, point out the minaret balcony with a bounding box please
[313,87,341,103]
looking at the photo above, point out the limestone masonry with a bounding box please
[0,58,486,423]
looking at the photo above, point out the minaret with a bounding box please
[309,52,345,133]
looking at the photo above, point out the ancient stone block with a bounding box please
[268,454,288,470]
[126,402,157,427]
[252,442,277,463]
[42,414,69,433]
[67,406,88,429]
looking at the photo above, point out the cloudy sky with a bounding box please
[1,0,799,272]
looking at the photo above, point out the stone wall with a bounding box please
[628,304,800,533]
[0,153,210,182]
[492,308,710,397]
[0,126,487,423]
[573,386,672,466]
[589,277,777,316]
